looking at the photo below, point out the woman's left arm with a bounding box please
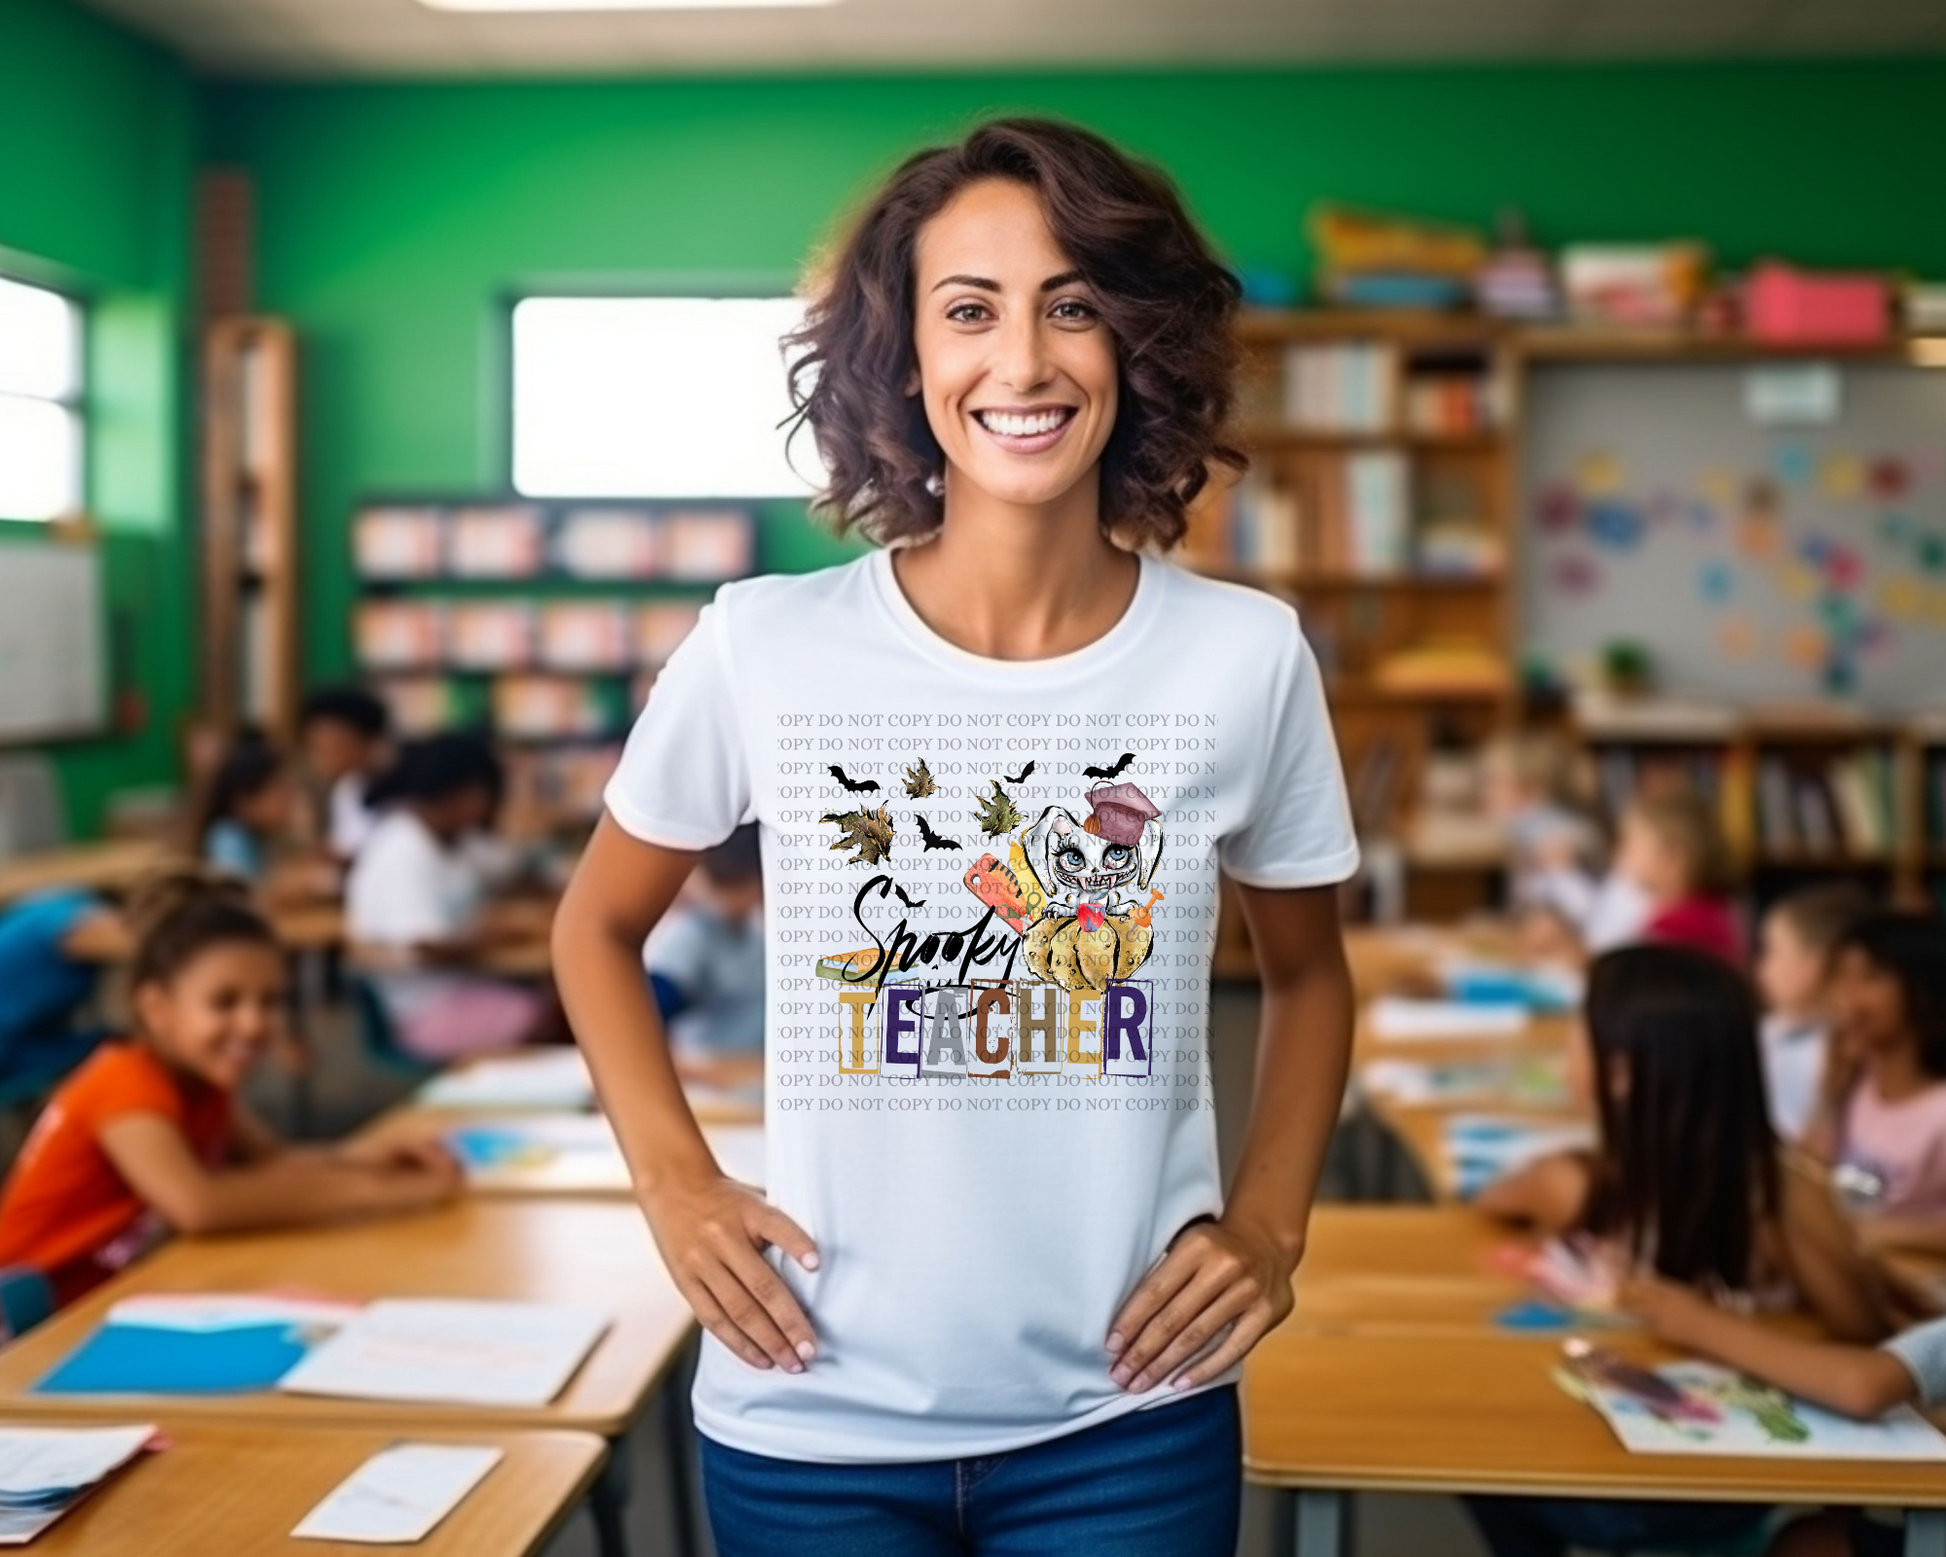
[1105,882,1353,1393]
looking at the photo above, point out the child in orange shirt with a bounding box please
[0,870,460,1308]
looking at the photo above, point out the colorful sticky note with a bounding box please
[1550,552,1599,594]
[1880,512,1914,546]
[1823,544,1863,591]
[1535,483,1579,535]
[1778,561,1818,601]
[1826,655,1857,696]
[1772,440,1814,486]
[1919,533,1946,575]
[1575,452,1625,498]
[1797,534,1832,568]
[1930,586,1946,627]
[1821,454,1865,500]
[1868,455,1910,500]
[1737,514,1781,560]
[1879,576,1923,621]
[1586,500,1645,552]
[1717,615,1758,660]
[1698,468,1737,505]
[1697,559,1735,602]
[1820,592,1862,636]
[1744,476,1781,516]
[1784,625,1827,670]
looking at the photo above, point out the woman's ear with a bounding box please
[132,980,170,1043]
[903,368,921,398]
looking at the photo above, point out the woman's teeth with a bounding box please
[976,409,1072,437]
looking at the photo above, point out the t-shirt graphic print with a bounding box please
[603,544,1359,1464]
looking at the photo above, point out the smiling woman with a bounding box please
[783,118,1246,550]
[553,113,1360,1557]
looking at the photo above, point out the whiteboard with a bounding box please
[0,543,105,741]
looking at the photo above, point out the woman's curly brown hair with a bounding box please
[784,116,1247,550]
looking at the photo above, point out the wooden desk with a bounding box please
[66,901,347,962]
[0,1200,690,1439]
[1244,1330,1946,1556]
[1292,1206,1532,1333]
[365,1104,765,1195]
[0,840,175,906]
[1366,1097,1590,1205]
[36,1424,604,1557]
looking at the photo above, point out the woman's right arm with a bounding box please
[552,815,819,1376]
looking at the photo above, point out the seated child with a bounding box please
[0,870,459,1308]
[346,733,559,1062]
[0,890,117,1092]
[1483,731,1602,922]
[1616,787,1744,964]
[196,733,339,908]
[1624,1276,1944,1557]
[644,824,764,1072]
[1803,910,1946,1253]
[1469,942,1887,1557]
[298,686,392,862]
[1755,882,1869,1144]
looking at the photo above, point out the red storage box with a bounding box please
[1744,261,1889,345]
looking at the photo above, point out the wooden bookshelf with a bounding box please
[1189,308,1521,919]
[200,317,299,742]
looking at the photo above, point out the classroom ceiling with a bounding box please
[76,0,1946,77]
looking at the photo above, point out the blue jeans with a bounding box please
[698,1385,1241,1557]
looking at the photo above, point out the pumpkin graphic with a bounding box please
[1022,905,1152,992]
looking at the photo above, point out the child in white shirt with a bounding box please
[1755,882,1870,1143]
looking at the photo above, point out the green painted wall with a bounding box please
[201,62,1946,686]
[0,0,196,838]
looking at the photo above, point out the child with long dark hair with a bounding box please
[1803,910,1946,1254]
[0,870,458,1308]
[1470,942,1886,1557]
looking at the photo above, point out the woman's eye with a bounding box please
[945,302,991,324]
[1050,299,1096,322]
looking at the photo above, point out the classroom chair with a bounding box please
[348,975,435,1079]
[0,1267,53,1340]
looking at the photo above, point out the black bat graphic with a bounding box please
[828,764,880,793]
[1082,751,1135,780]
[893,884,927,909]
[1003,760,1036,784]
[916,815,961,852]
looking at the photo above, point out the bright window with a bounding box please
[511,295,824,499]
[0,276,84,522]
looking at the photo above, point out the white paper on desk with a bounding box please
[417,1051,593,1111]
[0,1424,156,1546]
[105,1292,361,1333]
[1368,998,1530,1042]
[277,1300,609,1409]
[293,1443,503,1544]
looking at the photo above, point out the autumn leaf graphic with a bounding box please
[819,805,895,866]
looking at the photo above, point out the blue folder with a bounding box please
[34,1318,312,1395]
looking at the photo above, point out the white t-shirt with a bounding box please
[328,772,378,860]
[344,809,491,1020]
[603,545,1360,1464]
[1760,1013,1828,1144]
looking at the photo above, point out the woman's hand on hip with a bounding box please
[642,1171,822,1373]
[1104,1212,1300,1393]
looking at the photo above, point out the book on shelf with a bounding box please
[659,508,755,580]
[635,601,704,666]
[1402,372,1496,436]
[355,601,444,671]
[1754,749,1894,858]
[447,505,548,578]
[537,601,631,672]
[1280,342,1394,432]
[553,507,660,578]
[492,675,610,740]
[354,506,445,580]
[446,602,535,671]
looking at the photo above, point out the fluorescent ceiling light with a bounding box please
[419,0,833,10]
